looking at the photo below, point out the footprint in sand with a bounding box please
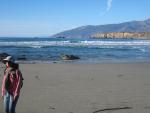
[35,75,40,80]
[48,105,56,110]
[117,74,124,78]
[145,106,150,109]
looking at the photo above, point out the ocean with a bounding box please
[0,37,150,63]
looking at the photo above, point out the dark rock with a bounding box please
[0,53,10,62]
[17,57,27,60]
[60,54,80,60]
[17,56,27,60]
[53,61,58,64]
[56,36,65,39]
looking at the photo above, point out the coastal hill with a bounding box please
[51,18,150,38]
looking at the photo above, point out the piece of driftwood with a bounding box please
[93,107,132,113]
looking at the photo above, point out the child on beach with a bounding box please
[0,56,23,113]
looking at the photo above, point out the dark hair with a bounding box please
[8,61,19,69]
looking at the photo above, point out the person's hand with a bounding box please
[0,96,4,101]
[13,95,18,102]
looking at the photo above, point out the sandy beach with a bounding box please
[0,62,150,113]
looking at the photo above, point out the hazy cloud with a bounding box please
[100,0,113,16]
[107,0,113,12]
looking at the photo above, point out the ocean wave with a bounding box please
[0,40,150,48]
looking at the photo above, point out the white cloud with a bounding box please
[99,0,113,16]
[107,0,113,12]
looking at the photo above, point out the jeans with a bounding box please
[4,92,19,113]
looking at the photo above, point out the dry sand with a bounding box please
[0,62,150,113]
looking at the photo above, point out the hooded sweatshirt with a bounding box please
[1,67,23,98]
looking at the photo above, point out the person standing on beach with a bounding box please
[0,56,23,113]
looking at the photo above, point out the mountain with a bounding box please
[51,18,150,38]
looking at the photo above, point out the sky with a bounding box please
[0,0,150,37]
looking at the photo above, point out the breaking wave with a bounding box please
[0,40,150,48]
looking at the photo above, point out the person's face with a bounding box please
[5,62,9,68]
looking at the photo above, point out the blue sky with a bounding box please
[0,0,150,37]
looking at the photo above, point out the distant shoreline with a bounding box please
[91,32,150,39]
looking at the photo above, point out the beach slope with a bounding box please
[0,63,150,113]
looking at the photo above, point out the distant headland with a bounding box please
[51,18,150,39]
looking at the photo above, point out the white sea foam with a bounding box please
[0,40,150,48]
